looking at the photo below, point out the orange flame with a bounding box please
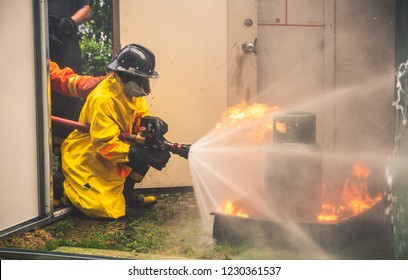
[223,201,249,218]
[216,102,278,141]
[317,162,384,223]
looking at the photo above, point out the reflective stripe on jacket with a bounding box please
[61,73,149,218]
[50,60,104,98]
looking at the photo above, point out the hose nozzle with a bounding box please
[162,140,191,159]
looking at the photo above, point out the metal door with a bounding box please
[0,1,52,237]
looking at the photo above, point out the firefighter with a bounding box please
[50,60,105,205]
[48,1,92,200]
[61,44,171,219]
[48,0,92,143]
[48,0,91,73]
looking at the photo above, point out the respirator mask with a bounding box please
[124,76,151,97]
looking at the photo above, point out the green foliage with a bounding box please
[52,219,74,238]
[43,239,75,251]
[79,0,113,76]
[124,220,170,253]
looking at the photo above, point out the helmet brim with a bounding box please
[106,60,160,79]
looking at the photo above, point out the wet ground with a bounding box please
[0,187,251,260]
[1,187,393,260]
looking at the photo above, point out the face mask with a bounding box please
[124,80,147,97]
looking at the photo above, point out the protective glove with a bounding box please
[141,116,168,138]
[128,146,171,171]
[57,17,77,37]
[48,15,65,50]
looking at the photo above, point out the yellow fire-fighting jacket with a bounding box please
[61,73,149,219]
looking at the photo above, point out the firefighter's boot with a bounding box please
[123,178,157,209]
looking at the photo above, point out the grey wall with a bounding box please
[257,0,395,192]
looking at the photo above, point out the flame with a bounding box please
[216,103,277,218]
[218,102,278,125]
[223,201,249,218]
[216,102,278,141]
[317,162,385,223]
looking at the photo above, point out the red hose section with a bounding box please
[51,115,90,132]
[51,115,135,142]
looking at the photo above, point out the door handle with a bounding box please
[242,40,257,54]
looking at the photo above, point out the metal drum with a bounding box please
[266,111,322,223]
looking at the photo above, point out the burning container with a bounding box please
[212,196,393,259]
[266,111,322,223]
[211,110,393,259]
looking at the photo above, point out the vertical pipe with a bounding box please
[112,0,121,56]
[33,0,52,217]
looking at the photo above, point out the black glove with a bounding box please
[128,146,171,171]
[141,116,168,138]
[48,15,62,30]
[57,17,77,37]
[48,15,65,49]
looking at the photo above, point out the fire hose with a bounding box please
[51,116,191,159]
